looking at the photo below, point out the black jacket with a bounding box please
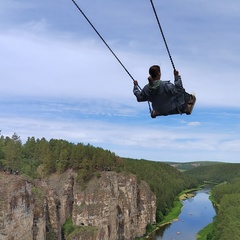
[133,75,186,115]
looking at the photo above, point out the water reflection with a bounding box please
[149,189,216,240]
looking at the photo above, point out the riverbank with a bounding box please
[141,187,201,239]
[196,189,218,239]
[196,223,213,240]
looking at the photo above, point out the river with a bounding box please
[149,189,216,240]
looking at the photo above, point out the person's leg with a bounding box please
[177,92,190,113]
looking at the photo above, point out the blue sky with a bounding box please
[1,0,240,162]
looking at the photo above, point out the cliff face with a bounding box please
[0,171,156,240]
[0,174,45,240]
[72,172,156,240]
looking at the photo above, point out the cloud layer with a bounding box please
[1,0,240,163]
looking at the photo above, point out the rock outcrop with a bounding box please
[0,174,45,240]
[0,170,156,240]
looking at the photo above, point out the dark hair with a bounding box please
[149,65,161,78]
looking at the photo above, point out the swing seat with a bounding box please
[151,94,196,118]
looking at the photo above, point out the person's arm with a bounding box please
[133,80,148,102]
[173,69,184,89]
[164,70,185,95]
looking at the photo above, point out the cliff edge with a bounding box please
[0,170,156,240]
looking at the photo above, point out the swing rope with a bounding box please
[70,0,136,84]
[70,0,153,114]
[149,0,176,70]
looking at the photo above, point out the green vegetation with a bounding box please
[62,218,75,239]
[165,161,222,172]
[155,190,197,228]
[62,218,97,240]
[209,179,240,240]
[184,164,240,240]
[135,200,183,240]
[1,133,240,239]
[140,190,192,239]
[0,133,122,179]
[159,199,182,224]
[123,158,198,221]
[184,163,240,183]
[31,186,44,202]
[197,223,213,240]
[146,223,156,234]
[0,133,198,224]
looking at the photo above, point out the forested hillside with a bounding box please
[184,163,240,183]
[183,162,240,240]
[123,158,198,221]
[1,133,240,239]
[0,133,197,223]
[166,161,222,171]
[209,179,240,239]
[0,133,122,180]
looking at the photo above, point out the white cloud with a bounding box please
[187,122,201,127]
[0,99,240,162]
[1,26,240,108]
[1,0,240,163]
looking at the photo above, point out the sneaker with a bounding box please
[188,94,196,104]
[185,94,196,115]
[151,110,159,118]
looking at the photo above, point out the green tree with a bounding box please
[2,133,22,171]
[57,140,73,173]
[34,138,49,165]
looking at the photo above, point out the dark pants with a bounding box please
[168,92,191,115]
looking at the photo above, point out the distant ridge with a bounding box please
[164,161,224,171]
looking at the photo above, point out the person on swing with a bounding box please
[133,65,195,118]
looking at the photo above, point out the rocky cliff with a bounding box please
[0,171,156,240]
